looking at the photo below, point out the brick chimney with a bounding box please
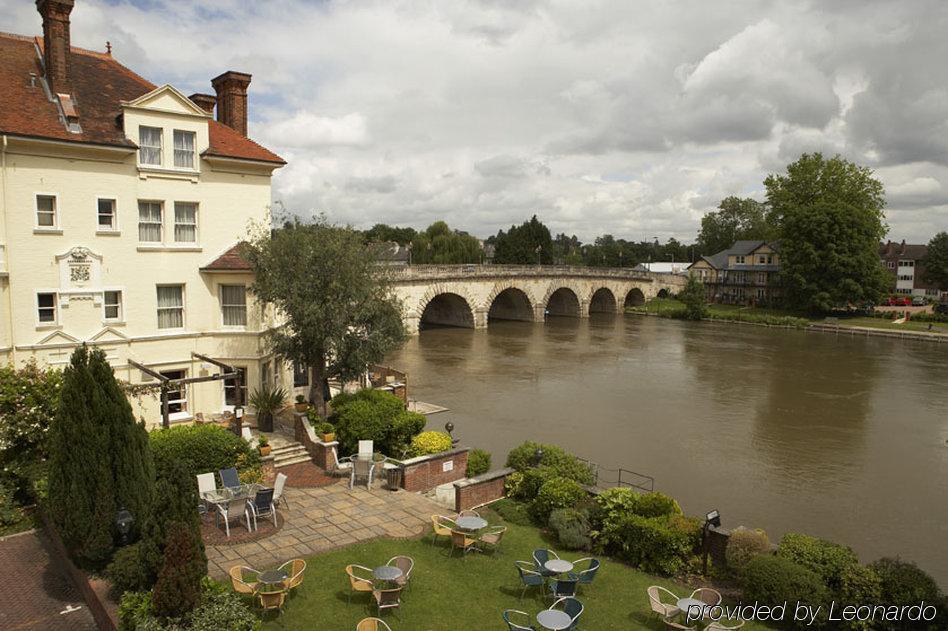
[211,71,251,136]
[189,93,216,115]
[36,0,75,94]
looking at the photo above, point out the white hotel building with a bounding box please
[0,0,294,425]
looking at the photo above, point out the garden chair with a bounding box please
[228,565,259,599]
[257,587,286,614]
[514,560,544,600]
[568,558,600,591]
[346,564,375,605]
[478,525,507,555]
[350,456,375,489]
[373,585,403,616]
[550,597,584,630]
[356,618,393,631]
[430,515,455,546]
[278,558,306,592]
[549,577,579,600]
[247,488,278,530]
[219,467,240,490]
[451,529,476,557]
[216,496,252,537]
[663,619,697,631]
[386,555,414,590]
[707,621,745,630]
[330,445,353,476]
[358,440,374,459]
[273,472,289,510]
[691,587,722,606]
[503,609,538,630]
[648,586,682,619]
[458,509,480,518]
[533,548,560,577]
[196,472,216,515]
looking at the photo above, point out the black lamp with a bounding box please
[444,421,457,446]
[702,509,721,575]
[705,510,721,528]
[115,507,134,545]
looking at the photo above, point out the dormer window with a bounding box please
[173,130,195,168]
[139,126,162,165]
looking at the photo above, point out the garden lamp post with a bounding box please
[445,421,458,447]
[702,509,721,575]
[534,446,544,467]
[115,507,134,546]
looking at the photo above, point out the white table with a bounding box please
[545,559,574,575]
[373,566,403,582]
[537,609,573,630]
[455,516,488,531]
[677,597,709,620]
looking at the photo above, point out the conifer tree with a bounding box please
[151,521,205,619]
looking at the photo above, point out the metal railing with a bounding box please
[578,457,655,493]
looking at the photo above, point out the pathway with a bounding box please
[205,479,443,578]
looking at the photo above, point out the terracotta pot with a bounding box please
[259,445,272,456]
[294,402,309,413]
[320,432,335,443]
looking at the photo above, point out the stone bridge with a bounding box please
[387,265,687,332]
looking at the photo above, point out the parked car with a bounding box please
[912,296,928,306]
[886,296,912,306]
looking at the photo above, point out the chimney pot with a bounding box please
[211,70,251,136]
[189,93,217,116]
[36,0,75,95]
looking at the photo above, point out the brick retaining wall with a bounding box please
[401,447,469,492]
[293,412,337,470]
[454,467,514,512]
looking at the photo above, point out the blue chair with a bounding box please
[569,558,600,591]
[503,609,537,631]
[549,577,578,599]
[514,561,544,600]
[219,467,240,490]
[550,597,584,630]
[533,548,560,577]
[246,488,277,530]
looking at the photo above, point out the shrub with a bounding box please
[466,448,491,477]
[491,498,533,526]
[777,532,859,592]
[725,527,771,576]
[869,557,948,629]
[679,275,708,320]
[511,466,555,501]
[594,487,639,529]
[504,471,524,497]
[838,564,883,630]
[118,590,153,631]
[742,555,829,623]
[149,424,257,480]
[633,492,682,518]
[549,507,592,551]
[151,521,205,619]
[408,431,453,457]
[106,543,150,595]
[531,477,586,524]
[331,389,424,456]
[597,513,700,576]
[186,590,258,631]
[505,441,594,486]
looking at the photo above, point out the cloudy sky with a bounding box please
[4,0,948,242]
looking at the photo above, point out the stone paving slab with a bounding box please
[205,479,443,578]
[0,529,97,631]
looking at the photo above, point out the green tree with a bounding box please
[362,223,417,246]
[409,221,483,264]
[697,196,773,255]
[246,215,408,415]
[765,153,890,312]
[679,275,708,320]
[150,521,205,619]
[493,215,555,264]
[922,231,948,290]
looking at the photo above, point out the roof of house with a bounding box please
[367,241,410,263]
[687,240,779,271]
[879,241,927,260]
[0,32,284,164]
[200,243,252,272]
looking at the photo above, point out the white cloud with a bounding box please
[261,111,370,148]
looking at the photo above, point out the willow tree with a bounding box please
[245,214,408,416]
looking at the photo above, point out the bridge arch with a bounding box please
[657,288,670,299]
[417,287,477,330]
[545,286,582,318]
[486,286,534,323]
[623,287,646,308]
[588,287,618,313]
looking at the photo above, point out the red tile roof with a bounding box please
[200,243,252,272]
[0,31,284,164]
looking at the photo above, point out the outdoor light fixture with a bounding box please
[705,509,721,528]
[534,447,544,466]
[115,508,134,546]
[702,509,721,575]
[445,421,459,446]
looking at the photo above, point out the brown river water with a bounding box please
[387,314,948,586]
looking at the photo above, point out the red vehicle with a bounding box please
[886,296,912,306]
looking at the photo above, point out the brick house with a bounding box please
[878,240,944,300]
[686,240,781,306]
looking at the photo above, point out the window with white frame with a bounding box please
[156,285,184,329]
[173,130,196,168]
[36,194,57,227]
[173,202,197,243]
[97,198,116,230]
[37,292,57,323]
[139,126,163,165]
[138,201,163,242]
[159,369,188,416]
[103,290,122,321]
[736,255,746,264]
[899,260,915,267]
[220,285,247,326]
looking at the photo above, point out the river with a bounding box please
[386,314,948,585]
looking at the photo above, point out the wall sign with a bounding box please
[442,460,454,472]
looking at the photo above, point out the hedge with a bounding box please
[596,512,701,576]
[530,476,586,524]
[505,441,594,486]
[776,532,859,592]
[149,424,258,479]
[330,389,425,457]
[408,431,453,457]
[465,448,491,477]
[742,555,830,623]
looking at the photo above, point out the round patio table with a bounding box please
[257,569,288,591]
[677,597,710,620]
[455,516,488,531]
[544,559,574,574]
[537,609,573,630]
[373,566,403,582]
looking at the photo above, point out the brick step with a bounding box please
[270,443,306,456]
[274,453,313,468]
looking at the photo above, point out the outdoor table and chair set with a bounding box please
[197,466,288,537]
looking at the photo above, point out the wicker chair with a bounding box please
[648,585,682,618]
[477,525,507,555]
[387,555,414,590]
[257,588,286,614]
[373,585,403,615]
[228,565,259,598]
[430,515,455,546]
[356,618,393,631]
[451,529,476,557]
[346,564,375,605]
[278,558,306,592]
[691,587,722,606]
[707,621,745,630]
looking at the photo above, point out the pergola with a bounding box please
[128,352,243,430]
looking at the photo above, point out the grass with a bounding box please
[831,316,948,334]
[259,507,774,630]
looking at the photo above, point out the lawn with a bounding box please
[832,316,948,334]
[259,507,774,630]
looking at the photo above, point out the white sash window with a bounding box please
[173,202,197,243]
[138,201,162,242]
[173,130,195,168]
[139,126,162,165]
[220,284,247,326]
[157,285,184,329]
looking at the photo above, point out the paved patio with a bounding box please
[204,479,443,578]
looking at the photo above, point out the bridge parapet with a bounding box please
[387,264,685,285]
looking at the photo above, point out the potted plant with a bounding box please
[249,385,287,433]
[294,394,309,413]
[317,421,335,443]
[258,435,271,456]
